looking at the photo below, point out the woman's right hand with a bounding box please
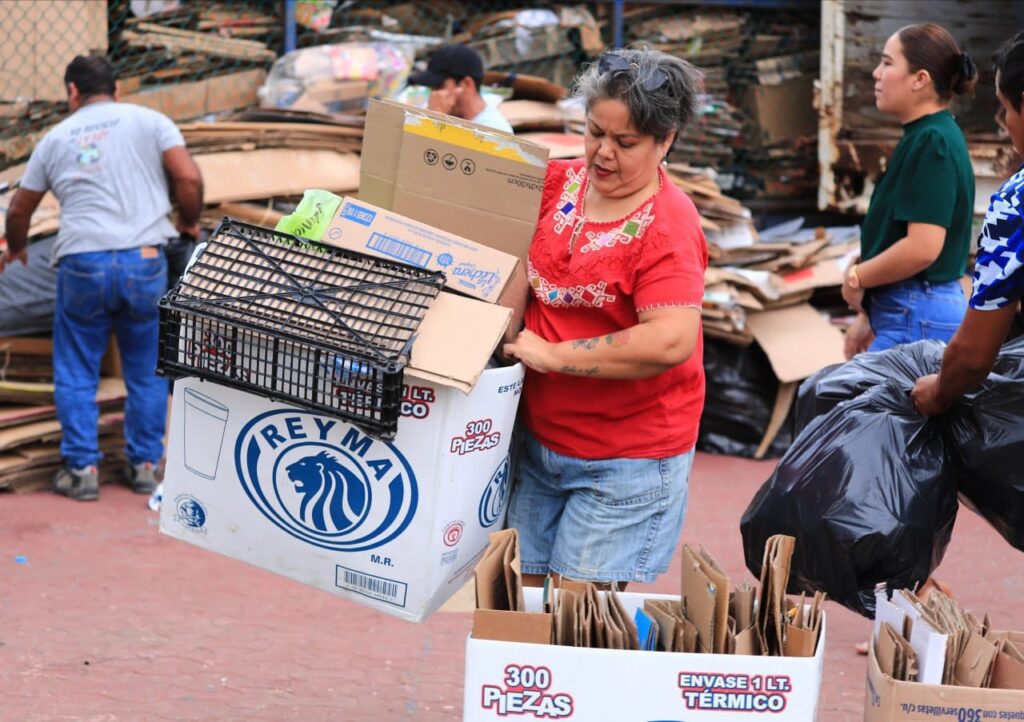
[844,312,875,360]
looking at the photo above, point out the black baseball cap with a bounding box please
[409,44,485,89]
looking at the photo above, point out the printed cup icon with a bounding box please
[182,388,229,480]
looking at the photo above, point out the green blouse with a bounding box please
[860,110,975,283]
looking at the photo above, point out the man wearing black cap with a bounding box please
[409,44,514,134]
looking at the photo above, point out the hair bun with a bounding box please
[958,52,977,80]
[952,51,978,94]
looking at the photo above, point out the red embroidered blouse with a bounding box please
[521,158,708,459]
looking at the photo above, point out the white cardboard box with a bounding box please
[161,363,524,623]
[463,589,825,721]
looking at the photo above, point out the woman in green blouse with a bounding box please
[842,24,978,359]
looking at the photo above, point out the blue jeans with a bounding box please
[54,248,169,468]
[507,429,694,584]
[868,278,966,352]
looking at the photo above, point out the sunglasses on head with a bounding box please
[597,52,668,92]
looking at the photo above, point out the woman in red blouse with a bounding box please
[503,48,708,588]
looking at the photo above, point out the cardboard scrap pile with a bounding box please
[180,111,363,209]
[0,2,280,168]
[113,2,277,123]
[867,585,1024,720]
[474,529,823,658]
[626,5,819,199]
[668,165,851,457]
[0,338,127,494]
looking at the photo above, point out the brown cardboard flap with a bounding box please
[953,632,998,688]
[556,589,579,646]
[124,68,265,121]
[606,588,639,651]
[644,600,679,653]
[473,609,553,644]
[756,535,795,656]
[731,583,756,631]
[681,545,717,654]
[991,640,1024,690]
[518,132,585,160]
[195,149,360,204]
[735,625,759,656]
[746,304,846,383]
[498,262,530,346]
[474,531,514,611]
[876,622,915,681]
[697,546,732,654]
[784,623,819,658]
[407,293,511,393]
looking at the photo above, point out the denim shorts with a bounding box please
[868,278,966,352]
[506,429,694,584]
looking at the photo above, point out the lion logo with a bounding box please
[286,451,369,533]
[237,411,418,552]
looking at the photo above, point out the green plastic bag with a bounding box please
[274,189,343,241]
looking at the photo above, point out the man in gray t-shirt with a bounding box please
[0,55,203,501]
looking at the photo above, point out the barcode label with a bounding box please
[367,232,432,268]
[336,566,408,607]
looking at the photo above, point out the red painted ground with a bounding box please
[3,452,1023,721]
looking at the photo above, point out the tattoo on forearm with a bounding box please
[571,337,600,350]
[605,330,630,347]
[559,365,600,376]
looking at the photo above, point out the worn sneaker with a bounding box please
[53,465,99,502]
[125,462,160,494]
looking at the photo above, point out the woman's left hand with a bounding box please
[503,329,556,373]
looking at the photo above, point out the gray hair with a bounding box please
[574,48,703,143]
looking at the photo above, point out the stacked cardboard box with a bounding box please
[158,102,549,622]
[626,4,820,200]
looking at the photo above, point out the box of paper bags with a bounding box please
[463,531,826,721]
[865,586,1024,721]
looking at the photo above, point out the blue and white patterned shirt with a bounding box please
[971,165,1024,311]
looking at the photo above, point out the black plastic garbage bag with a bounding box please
[698,339,793,458]
[741,380,959,618]
[793,340,946,435]
[793,362,841,435]
[946,336,1024,550]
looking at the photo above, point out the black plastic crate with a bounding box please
[157,218,446,439]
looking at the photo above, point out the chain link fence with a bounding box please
[0,1,823,200]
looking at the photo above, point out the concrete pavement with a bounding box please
[3,452,1024,721]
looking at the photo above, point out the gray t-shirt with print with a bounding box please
[21,101,185,263]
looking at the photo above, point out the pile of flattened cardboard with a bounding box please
[686,173,851,457]
[626,4,819,199]
[180,112,363,208]
[0,338,127,494]
[0,2,280,169]
[669,163,849,374]
[115,3,277,122]
[868,585,1024,719]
